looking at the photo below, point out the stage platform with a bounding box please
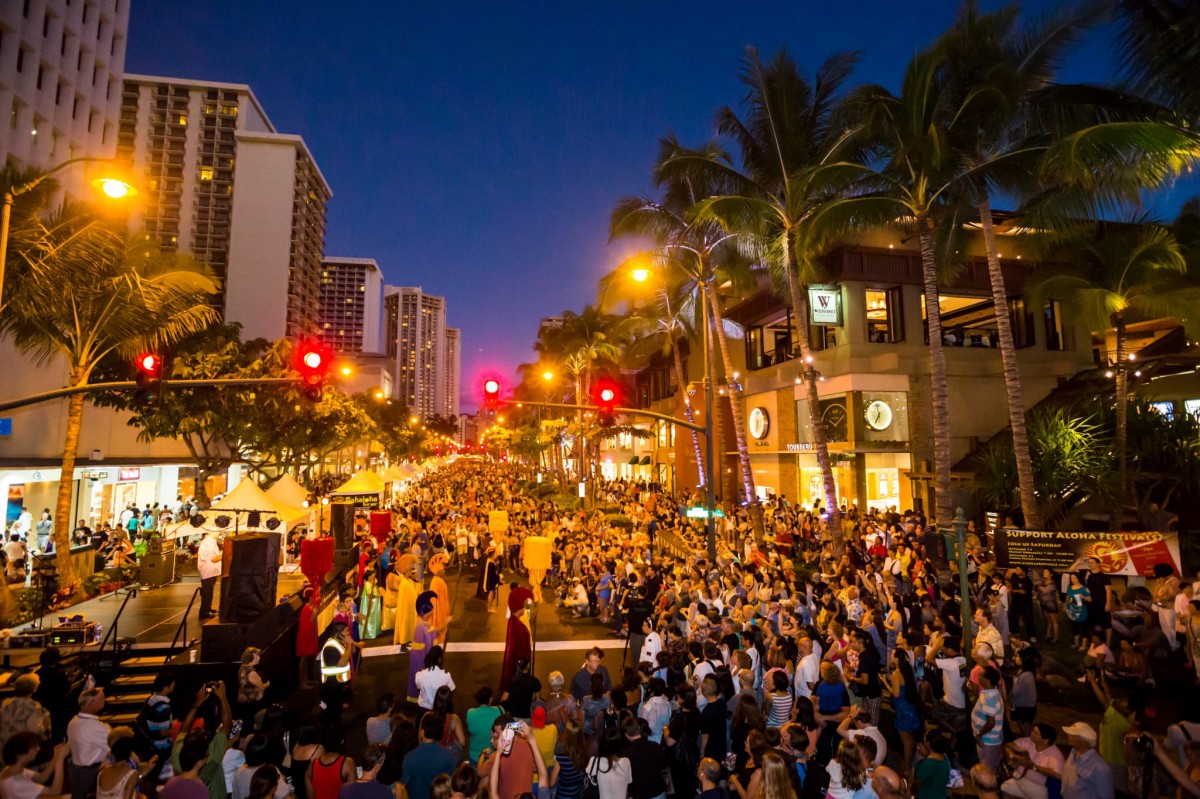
[3,571,307,671]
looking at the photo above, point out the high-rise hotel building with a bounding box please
[318,256,382,354]
[115,75,331,342]
[383,286,459,420]
[0,0,129,197]
[444,327,460,417]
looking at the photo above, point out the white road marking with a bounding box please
[362,638,623,657]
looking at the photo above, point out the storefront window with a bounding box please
[865,287,904,343]
[1043,300,1065,351]
[796,397,849,443]
[745,310,795,370]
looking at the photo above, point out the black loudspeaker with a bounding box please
[138,552,176,588]
[330,504,355,549]
[218,534,279,623]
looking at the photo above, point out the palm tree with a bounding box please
[0,205,219,590]
[805,45,971,526]
[610,137,760,509]
[1115,0,1200,124]
[678,48,863,543]
[1029,221,1200,523]
[933,3,1108,529]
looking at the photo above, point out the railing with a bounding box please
[93,587,138,669]
[166,587,202,662]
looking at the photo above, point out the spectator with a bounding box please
[528,707,557,777]
[169,684,232,799]
[402,712,458,799]
[585,726,631,799]
[549,721,587,799]
[161,731,214,799]
[1001,722,1065,799]
[580,673,611,737]
[365,695,395,746]
[621,715,666,799]
[0,674,49,751]
[414,646,455,711]
[466,689,502,765]
[67,688,111,799]
[569,648,612,701]
[913,732,951,799]
[336,745,389,799]
[972,666,1005,773]
[285,724,324,799]
[97,728,157,799]
[0,734,68,799]
[236,649,270,721]
[1060,722,1114,799]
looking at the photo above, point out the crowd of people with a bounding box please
[3,458,1199,799]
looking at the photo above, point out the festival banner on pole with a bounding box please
[993,529,1182,576]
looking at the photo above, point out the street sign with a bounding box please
[0,418,11,436]
[685,507,725,519]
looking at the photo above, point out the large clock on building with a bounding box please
[864,399,894,431]
[749,407,770,440]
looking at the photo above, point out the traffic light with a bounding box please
[594,378,620,426]
[295,341,332,401]
[134,352,163,405]
[482,378,501,410]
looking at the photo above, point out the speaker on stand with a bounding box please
[218,534,280,623]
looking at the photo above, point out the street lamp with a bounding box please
[0,157,136,309]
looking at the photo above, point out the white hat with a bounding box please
[1062,722,1098,744]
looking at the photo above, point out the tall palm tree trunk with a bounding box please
[978,195,1042,530]
[672,340,706,488]
[53,374,85,593]
[783,241,841,547]
[707,289,758,511]
[1113,314,1129,531]
[918,219,954,526]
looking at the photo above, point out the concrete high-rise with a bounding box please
[318,257,382,354]
[0,0,130,197]
[116,75,331,342]
[443,327,460,418]
[384,286,458,419]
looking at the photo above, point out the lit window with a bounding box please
[199,167,213,181]
[176,114,187,125]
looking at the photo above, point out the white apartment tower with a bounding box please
[0,0,130,196]
[443,326,460,417]
[318,257,382,353]
[384,286,452,419]
[116,75,331,342]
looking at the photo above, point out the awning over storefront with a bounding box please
[628,456,640,465]
[640,456,651,465]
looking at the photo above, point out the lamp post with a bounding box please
[700,282,717,562]
[0,157,136,310]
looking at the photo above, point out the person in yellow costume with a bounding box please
[393,554,419,649]
[428,553,453,646]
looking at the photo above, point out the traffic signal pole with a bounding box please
[0,376,307,413]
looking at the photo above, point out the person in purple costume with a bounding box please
[407,590,440,703]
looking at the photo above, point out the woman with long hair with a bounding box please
[284,722,323,799]
[428,685,467,761]
[756,750,798,799]
[729,729,770,799]
[585,725,631,799]
[376,717,418,786]
[731,693,766,774]
[825,739,869,799]
[664,686,702,799]
[246,765,283,799]
[549,720,588,799]
[886,648,922,776]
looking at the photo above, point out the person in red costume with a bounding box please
[501,586,534,693]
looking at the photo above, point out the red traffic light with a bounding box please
[137,353,161,375]
[482,378,501,409]
[599,387,615,403]
[295,341,332,400]
[594,378,620,425]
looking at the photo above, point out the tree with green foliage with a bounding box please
[0,205,218,592]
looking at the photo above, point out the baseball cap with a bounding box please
[1062,722,1097,744]
[531,706,547,729]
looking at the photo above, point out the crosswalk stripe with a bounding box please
[362,638,625,657]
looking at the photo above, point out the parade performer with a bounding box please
[407,590,439,703]
[381,556,398,633]
[393,554,419,649]
[428,553,453,646]
[523,535,551,605]
[500,586,534,693]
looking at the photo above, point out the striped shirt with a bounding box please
[766,693,792,728]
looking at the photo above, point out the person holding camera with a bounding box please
[169,683,232,799]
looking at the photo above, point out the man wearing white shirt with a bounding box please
[66,688,110,799]
[793,637,820,699]
[197,530,223,619]
[14,507,32,539]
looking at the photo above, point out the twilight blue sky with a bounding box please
[126,1,1197,410]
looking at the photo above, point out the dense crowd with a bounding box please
[3,459,1199,799]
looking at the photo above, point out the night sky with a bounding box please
[126,1,1198,411]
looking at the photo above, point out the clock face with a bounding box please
[749,407,770,440]
[864,400,893,431]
